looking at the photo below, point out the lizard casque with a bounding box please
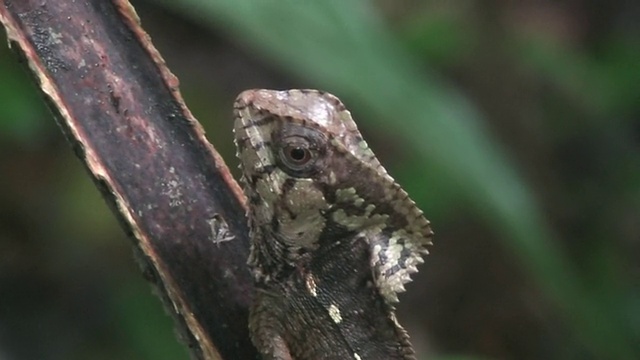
[233,89,433,360]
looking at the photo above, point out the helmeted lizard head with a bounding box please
[233,89,433,303]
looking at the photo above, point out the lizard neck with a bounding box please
[243,179,328,286]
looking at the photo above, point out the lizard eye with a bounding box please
[278,136,318,175]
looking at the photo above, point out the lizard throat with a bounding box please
[242,168,331,285]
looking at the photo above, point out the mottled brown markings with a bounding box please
[237,114,276,130]
[253,164,278,175]
[247,140,272,152]
[269,215,281,233]
[281,177,297,196]
[248,193,262,206]
[232,99,249,111]
[247,174,261,188]
[306,234,414,359]
[282,206,298,221]
[314,179,337,204]
[235,89,428,359]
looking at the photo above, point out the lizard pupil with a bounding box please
[289,147,308,162]
[281,143,312,167]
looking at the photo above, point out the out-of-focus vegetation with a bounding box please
[0,0,638,359]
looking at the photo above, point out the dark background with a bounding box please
[0,0,638,359]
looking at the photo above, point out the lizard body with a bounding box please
[233,89,433,360]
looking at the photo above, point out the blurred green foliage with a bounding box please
[1,0,638,359]
[0,47,48,143]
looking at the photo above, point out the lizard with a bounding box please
[233,89,433,360]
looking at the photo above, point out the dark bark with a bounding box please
[0,1,258,359]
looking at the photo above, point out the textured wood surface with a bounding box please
[0,1,259,359]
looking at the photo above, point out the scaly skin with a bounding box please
[233,89,433,360]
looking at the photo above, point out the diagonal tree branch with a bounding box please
[0,1,258,359]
